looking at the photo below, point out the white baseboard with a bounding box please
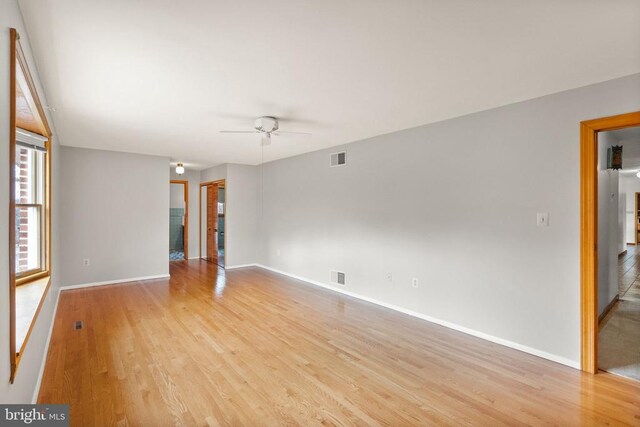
[59,274,170,291]
[34,263,578,404]
[225,264,256,270]
[32,288,61,403]
[253,263,580,370]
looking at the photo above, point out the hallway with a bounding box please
[599,245,640,380]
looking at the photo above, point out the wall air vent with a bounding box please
[330,151,347,167]
[331,270,346,285]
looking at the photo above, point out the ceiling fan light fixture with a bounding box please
[254,116,278,133]
[176,163,185,175]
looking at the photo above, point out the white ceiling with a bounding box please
[18,0,640,169]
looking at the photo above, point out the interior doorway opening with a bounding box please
[200,180,225,268]
[170,180,188,261]
[595,125,640,382]
[580,111,640,375]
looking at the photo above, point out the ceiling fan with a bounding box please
[220,116,311,145]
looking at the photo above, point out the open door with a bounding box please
[206,183,218,264]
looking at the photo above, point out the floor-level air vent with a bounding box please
[331,270,346,285]
[74,320,84,330]
[330,151,347,167]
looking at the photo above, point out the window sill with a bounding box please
[16,270,49,286]
[15,276,51,356]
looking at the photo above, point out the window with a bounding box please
[10,27,53,383]
[14,130,48,282]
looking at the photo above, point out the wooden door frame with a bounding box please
[199,179,226,262]
[581,111,640,373]
[170,180,189,259]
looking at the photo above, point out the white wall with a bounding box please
[597,132,620,315]
[257,73,640,366]
[0,0,61,403]
[170,168,201,258]
[618,133,640,247]
[59,147,169,286]
[620,175,640,244]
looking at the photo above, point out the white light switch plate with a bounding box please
[537,213,549,227]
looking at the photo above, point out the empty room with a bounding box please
[1,0,640,425]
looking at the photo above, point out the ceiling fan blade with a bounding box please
[261,133,271,146]
[274,130,311,135]
[219,130,259,134]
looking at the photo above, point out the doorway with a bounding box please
[170,180,188,261]
[580,111,640,374]
[200,180,225,267]
[594,125,640,382]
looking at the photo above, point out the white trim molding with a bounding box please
[32,289,61,404]
[252,264,580,370]
[225,264,256,270]
[59,274,170,291]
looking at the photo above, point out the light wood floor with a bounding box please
[617,245,640,298]
[39,261,640,426]
[599,245,640,381]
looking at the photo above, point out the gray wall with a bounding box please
[201,164,226,183]
[169,182,185,208]
[59,147,169,286]
[597,132,620,315]
[258,73,640,366]
[226,164,259,266]
[0,0,61,403]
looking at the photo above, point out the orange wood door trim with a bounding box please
[580,111,640,373]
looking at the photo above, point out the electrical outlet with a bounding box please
[412,278,419,288]
[83,259,90,266]
[536,212,549,227]
[276,249,281,256]
[386,272,393,282]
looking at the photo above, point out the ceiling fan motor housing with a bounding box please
[254,116,279,133]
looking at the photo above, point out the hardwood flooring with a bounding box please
[617,244,640,297]
[39,261,640,426]
[599,244,640,381]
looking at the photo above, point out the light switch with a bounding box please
[537,213,549,227]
